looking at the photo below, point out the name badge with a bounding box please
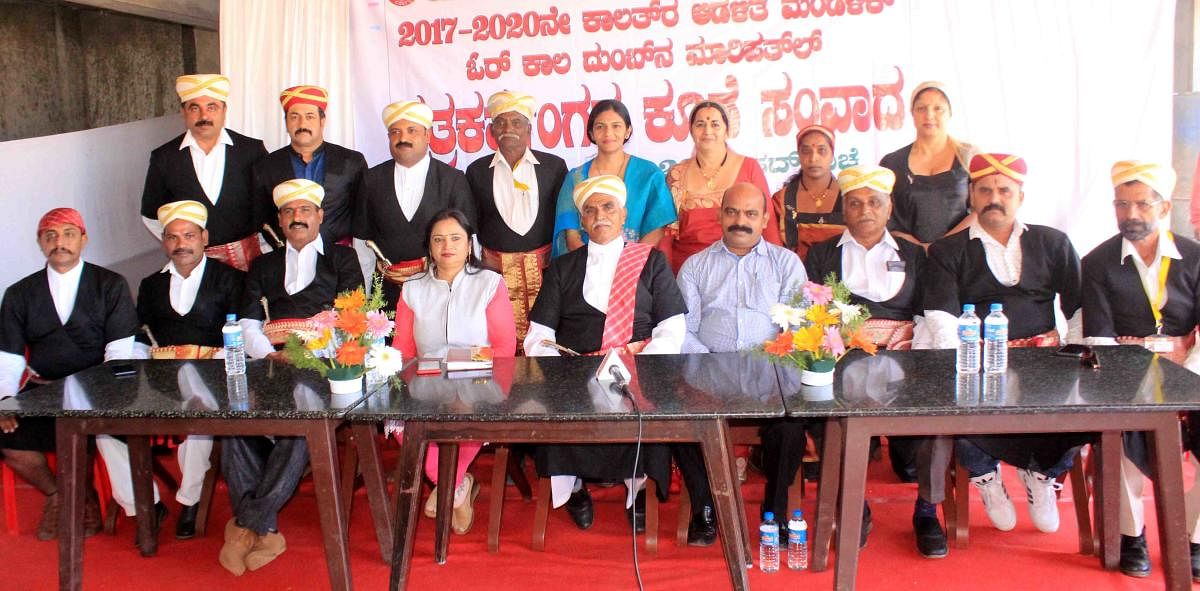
[886,260,906,272]
[1143,335,1175,353]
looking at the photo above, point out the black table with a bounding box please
[1,359,374,591]
[346,352,788,591]
[782,346,1200,591]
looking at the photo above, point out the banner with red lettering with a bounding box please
[349,0,1171,251]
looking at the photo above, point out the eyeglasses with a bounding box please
[1112,199,1162,212]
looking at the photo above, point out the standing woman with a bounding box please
[772,124,846,260]
[662,101,780,273]
[879,81,977,246]
[551,99,677,256]
[391,208,517,535]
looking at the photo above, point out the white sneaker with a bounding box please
[1017,468,1062,533]
[970,467,1017,531]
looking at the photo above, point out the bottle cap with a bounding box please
[962,304,975,312]
[226,313,237,322]
[763,511,774,521]
[989,303,1003,312]
[792,509,803,519]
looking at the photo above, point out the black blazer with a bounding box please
[251,142,368,245]
[140,129,268,245]
[465,149,567,252]
[353,155,476,262]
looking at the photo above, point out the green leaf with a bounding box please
[283,335,330,378]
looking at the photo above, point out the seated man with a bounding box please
[676,181,806,545]
[219,179,363,576]
[0,208,139,540]
[924,154,1088,540]
[1079,160,1200,579]
[524,175,686,532]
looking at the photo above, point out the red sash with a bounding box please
[1008,329,1060,349]
[599,243,654,352]
[149,345,221,360]
[382,258,427,286]
[263,318,317,346]
[204,235,262,272]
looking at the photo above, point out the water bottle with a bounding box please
[787,509,808,570]
[759,511,780,573]
[222,314,246,376]
[955,372,980,406]
[956,304,981,373]
[983,303,1008,374]
[226,374,249,411]
[983,371,1007,404]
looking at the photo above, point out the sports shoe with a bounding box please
[1017,468,1062,533]
[970,468,1016,531]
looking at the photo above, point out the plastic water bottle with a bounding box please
[222,314,246,376]
[226,374,249,411]
[787,509,808,570]
[983,303,1008,374]
[955,372,980,406]
[956,304,981,373]
[759,511,780,573]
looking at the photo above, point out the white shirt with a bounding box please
[582,238,624,313]
[969,221,1025,287]
[838,230,904,302]
[1121,228,1182,307]
[47,260,85,324]
[394,152,431,221]
[284,235,324,295]
[165,256,207,316]
[490,150,540,236]
[179,128,233,204]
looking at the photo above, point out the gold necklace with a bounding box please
[695,152,729,191]
[799,175,835,208]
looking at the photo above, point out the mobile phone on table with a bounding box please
[1054,344,1089,358]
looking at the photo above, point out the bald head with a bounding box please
[720,182,769,255]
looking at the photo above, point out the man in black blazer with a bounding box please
[466,91,567,350]
[252,85,366,248]
[140,74,268,271]
[354,99,475,306]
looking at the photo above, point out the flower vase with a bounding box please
[800,358,836,386]
[328,366,364,397]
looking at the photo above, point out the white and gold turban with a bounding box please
[572,175,627,211]
[175,74,230,103]
[1111,160,1177,199]
[837,165,897,195]
[487,90,537,121]
[382,100,433,130]
[272,179,325,209]
[156,200,208,229]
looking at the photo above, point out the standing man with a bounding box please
[1079,160,1200,579]
[923,153,1087,543]
[676,181,806,545]
[252,85,367,248]
[355,100,475,305]
[141,74,268,271]
[0,208,139,540]
[218,179,363,576]
[467,91,567,350]
[523,176,687,532]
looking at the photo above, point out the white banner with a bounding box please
[350,0,1171,253]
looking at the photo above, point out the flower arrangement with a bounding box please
[284,275,405,381]
[760,273,877,372]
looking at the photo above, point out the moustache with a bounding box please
[194,120,213,127]
[395,141,413,149]
[49,248,73,256]
[982,204,1006,215]
[294,128,312,136]
[171,248,193,257]
[726,224,753,234]
[288,222,309,230]
[498,133,520,141]
[1118,219,1153,240]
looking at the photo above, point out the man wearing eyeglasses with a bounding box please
[1079,160,1200,580]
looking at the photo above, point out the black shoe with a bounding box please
[912,514,948,558]
[860,502,872,549]
[687,505,716,547]
[626,489,646,533]
[175,503,199,540]
[1120,531,1151,578]
[1190,542,1200,582]
[564,487,593,530]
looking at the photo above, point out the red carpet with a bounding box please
[0,443,1183,590]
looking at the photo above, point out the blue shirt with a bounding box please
[677,238,807,353]
[289,145,327,183]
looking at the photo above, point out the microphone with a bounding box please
[609,364,628,388]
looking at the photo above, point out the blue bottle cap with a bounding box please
[226,313,237,322]
[989,303,1003,312]
[763,511,774,521]
[792,509,803,519]
[962,304,975,312]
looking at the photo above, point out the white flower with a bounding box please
[833,300,863,324]
[770,303,807,330]
[365,344,405,375]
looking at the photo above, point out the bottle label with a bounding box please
[760,530,778,546]
[223,330,244,349]
[958,324,979,342]
[983,323,1007,341]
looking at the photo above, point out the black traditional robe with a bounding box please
[528,245,686,495]
[239,244,364,322]
[466,149,567,253]
[924,224,1082,340]
[804,233,925,321]
[137,258,245,347]
[140,129,269,246]
[252,142,367,245]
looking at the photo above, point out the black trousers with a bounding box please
[221,435,309,535]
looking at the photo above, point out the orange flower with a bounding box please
[847,326,879,356]
[792,325,825,354]
[335,308,368,337]
[334,288,366,312]
[335,340,368,366]
[806,305,839,328]
[764,332,794,356]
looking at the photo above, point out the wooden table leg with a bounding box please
[488,445,509,553]
[721,421,750,564]
[390,421,428,591]
[127,436,156,557]
[1148,416,1191,590]
[812,417,843,572]
[57,419,87,591]
[1096,430,1121,570]
[435,443,458,564]
[353,423,393,561]
[307,420,352,591]
[696,419,748,591]
[834,418,871,591]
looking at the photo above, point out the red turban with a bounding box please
[279,85,329,113]
[37,208,86,237]
[795,124,835,149]
[969,153,1027,185]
